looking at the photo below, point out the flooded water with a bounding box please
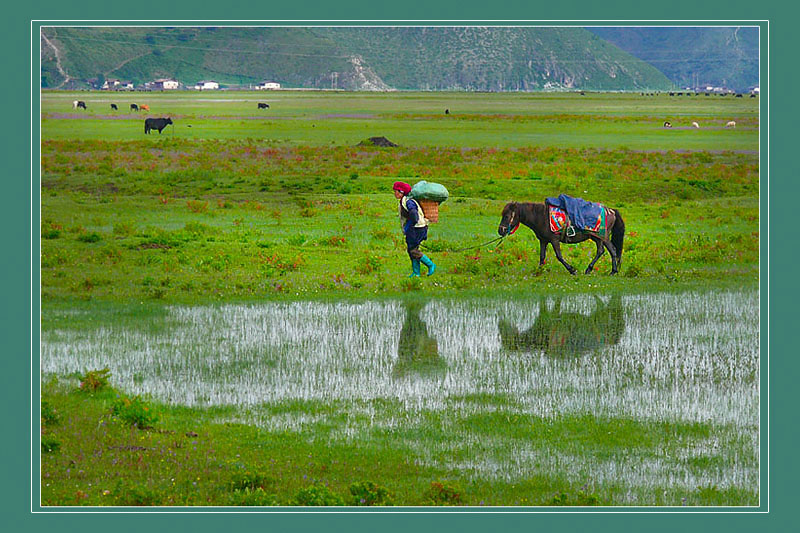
[40,289,760,500]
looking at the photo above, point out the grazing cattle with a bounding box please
[663,121,672,128]
[736,93,743,98]
[110,104,118,110]
[140,104,150,112]
[73,100,86,110]
[750,93,757,98]
[257,102,269,109]
[692,122,700,128]
[726,121,736,128]
[144,117,173,134]
[130,103,139,111]
[445,108,450,115]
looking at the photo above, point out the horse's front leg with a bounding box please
[538,238,549,266]
[551,240,577,275]
[584,239,605,274]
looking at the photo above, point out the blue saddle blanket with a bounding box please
[545,194,606,234]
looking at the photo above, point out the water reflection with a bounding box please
[393,300,446,379]
[498,295,625,356]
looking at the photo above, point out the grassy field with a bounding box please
[38,90,760,507]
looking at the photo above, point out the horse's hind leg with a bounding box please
[551,241,577,275]
[603,240,619,274]
[585,239,605,274]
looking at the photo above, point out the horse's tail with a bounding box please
[611,209,625,264]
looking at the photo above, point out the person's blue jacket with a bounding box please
[403,198,421,234]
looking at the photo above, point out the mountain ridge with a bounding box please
[40,26,757,92]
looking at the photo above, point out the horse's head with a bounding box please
[498,202,520,236]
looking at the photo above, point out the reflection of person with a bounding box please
[393,300,445,378]
[498,295,625,357]
[393,181,436,277]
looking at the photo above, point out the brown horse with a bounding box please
[498,201,625,275]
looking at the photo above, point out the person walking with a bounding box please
[393,181,436,277]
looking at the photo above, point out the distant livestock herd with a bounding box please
[68,99,741,134]
[68,99,275,135]
[663,120,737,129]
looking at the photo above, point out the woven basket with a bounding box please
[418,199,439,223]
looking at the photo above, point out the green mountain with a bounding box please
[586,26,760,91]
[40,26,674,91]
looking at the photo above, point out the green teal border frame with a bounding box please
[10,2,788,530]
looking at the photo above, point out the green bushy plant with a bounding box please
[41,434,61,453]
[229,487,279,506]
[424,480,463,506]
[78,367,111,393]
[111,395,159,429]
[41,400,60,426]
[293,485,345,506]
[349,481,394,506]
[77,232,102,243]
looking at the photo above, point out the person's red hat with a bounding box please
[393,181,412,194]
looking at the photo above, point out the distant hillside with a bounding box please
[40,26,674,92]
[585,26,760,91]
[314,27,672,91]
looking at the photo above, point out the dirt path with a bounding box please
[41,29,70,88]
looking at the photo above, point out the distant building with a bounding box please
[120,81,135,90]
[102,78,120,90]
[256,81,281,90]
[147,78,180,90]
[194,80,220,90]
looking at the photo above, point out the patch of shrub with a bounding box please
[287,234,307,246]
[111,395,159,429]
[186,200,209,213]
[355,254,384,275]
[41,434,61,453]
[115,484,162,506]
[349,481,394,506]
[78,367,111,393]
[230,471,274,492]
[424,480,463,506]
[184,221,212,235]
[549,488,600,506]
[229,487,279,506]
[370,227,393,241]
[41,400,60,426]
[293,485,345,506]
[77,232,102,243]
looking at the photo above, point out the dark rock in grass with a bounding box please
[358,136,398,147]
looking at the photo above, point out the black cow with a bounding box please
[663,121,672,128]
[257,102,269,109]
[144,117,173,134]
[445,108,450,115]
[130,103,139,111]
[75,100,87,110]
[110,104,118,110]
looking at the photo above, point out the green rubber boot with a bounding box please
[420,255,436,276]
[409,259,421,277]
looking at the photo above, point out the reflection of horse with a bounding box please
[498,295,625,356]
[498,201,625,275]
[393,300,446,379]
